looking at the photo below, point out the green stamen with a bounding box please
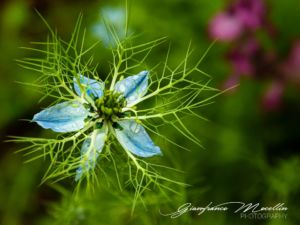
[95,90,126,121]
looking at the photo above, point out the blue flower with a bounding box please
[33,71,162,180]
[92,6,127,47]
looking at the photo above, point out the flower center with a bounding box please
[95,90,126,121]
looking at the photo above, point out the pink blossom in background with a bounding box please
[209,0,267,42]
[262,81,284,111]
[242,37,260,55]
[233,0,266,29]
[222,74,240,92]
[228,38,260,76]
[208,12,243,41]
[209,0,300,111]
[229,50,254,75]
[281,41,300,85]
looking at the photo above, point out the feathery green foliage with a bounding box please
[10,12,219,210]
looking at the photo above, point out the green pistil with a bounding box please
[95,90,126,121]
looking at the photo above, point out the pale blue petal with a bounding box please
[75,127,107,181]
[74,75,104,98]
[33,101,89,133]
[114,71,148,106]
[115,120,161,157]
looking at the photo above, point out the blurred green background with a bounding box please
[0,0,300,224]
